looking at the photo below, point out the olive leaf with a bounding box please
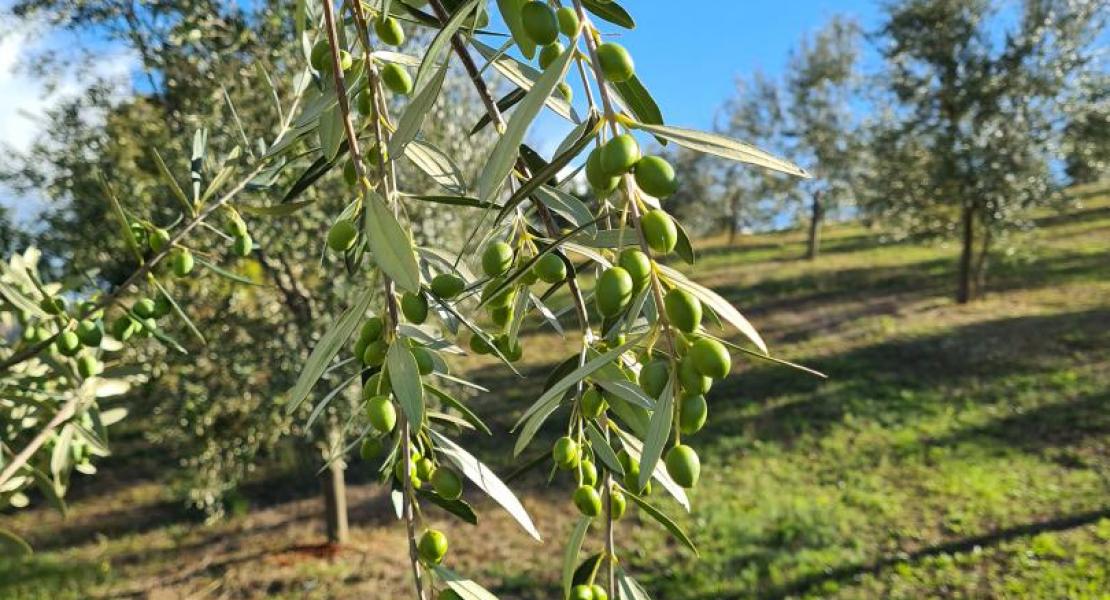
[631,122,811,178]
[657,263,768,354]
[364,190,422,294]
[582,0,635,28]
[405,140,469,195]
[616,567,653,600]
[626,493,699,555]
[472,40,577,123]
[433,566,500,600]
[415,0,479,89]
[584,422,625,477]
[563,516,592,598]
[287,288,373,413]
[386,339,424,428]
[390,60,449,157]
[638,370,675,491]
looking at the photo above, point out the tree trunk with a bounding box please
[321,426,349,544]
[972,221,992,300]
[805,190,824,260]
[728,193,741,245]
[956,203,975,304]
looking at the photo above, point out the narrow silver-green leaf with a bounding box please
[287,289,373,413]
[657,264,767,354]
[415,0,479,88]
[626,493,699,555]
[613,427,690,511]
[0,527,32,557]
[638,372,674,491]
[496,0,536,59]
[631,122,810,178]
[584,422,624,477]
[563,517,592,598]
[318,103,345,161]
[405,140,468,195]
[616,568,652,600]
[390,61,449,157]
[365,190,421,293]
[238,200,315,216]
[472,40,576,123]
[387,339,425,428]
[434,566,500,600]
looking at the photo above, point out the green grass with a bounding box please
[3,198,1108,599]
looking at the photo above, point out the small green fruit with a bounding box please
[362,339,388,366]
[343,160,359,186]
[489,305,513,328]
[585,146,619,194]
[76,320,103,347]
[533,253,567,284]
[430,273,465,299]
[539,42,564,70]
[596,267,633,317]
[590,584,609,600]
[600,133,641,176]
[413,346,435,375]
[618,248,652,293]
[133,298,157,319]
[233,233,253,257]
[665,444,701,488]
[689,338,731,379]
[552,436,579,470]
[494,334,523,361]
[57,331,81,357]
[357,91,373,115]
[374,16,405,46]
[634,156,678,198]
[556,6,579,36]
[641,209,678,254]
[76,353,99,378]
[151,295,172,318]
[149,228,171,253]
[638,359,670,398]
[39,297,65,315]
[557,81,573,102]
[482,279,517,309]
[664,288,702,333]
[481,241,514,277]
[112,316,139,342]
[360,437,383,461]
[573,485,602,517]
[310,39,330,71]
[381,63,414,95]
[401,292,429,324]
[596,42,635,82]
[570,585,593,600]
[469,334,493,355]
[580,458,598,486]
[610,489,627,520]
[416,457,436,481]
[580,388,608,418]
[366,395,397,432]
[521,1,559,45]
[418,529,448,565]
[679,357,712,395]
[361,316,385,343]
[172,248,194,277]
[679,393,708,435]
[432,468,463,500]
[327,220,358,253]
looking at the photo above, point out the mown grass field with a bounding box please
[3,195,1108,599]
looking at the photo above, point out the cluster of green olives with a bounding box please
[586,134,678,201]
[552,435,629,519]
[517,1,578,98]
[308,13,413,96]
[31,297,107,378]
[570,583,610,600]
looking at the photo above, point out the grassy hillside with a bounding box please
[3,197,1108,599]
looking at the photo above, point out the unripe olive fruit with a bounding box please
[343,160,358,186]
[539,42,564,70]
[401,292,429,324]
[494,334,523,362]
[357,91,373,116]
[665,444,701,488]
[413,346,435,375]
[664,288,702,333]
[76,320,103,347]
[150,295,172,319]
[596,267,633,317]
[521,1,559,46]
[679,357,712,395]
[585,147,619,193]
[432,467,463,500]
[481,241,514,277]
[363,371,391,398]
[580,458,598,486]
[490,305,513,328]
[394,457,419,487]
[599,133,641,176]
[233,233,253,257]
[149,228,171,253]
[40,297,64,315]
[381,63,414,95]
[570,585,593,600]
[533,253,566,284]
[360,437,383,461]
[133,298,158,319]
[689,338,731,379]
[416,457,436,481]
[580,388,608,418]
[112,316,139,341]
[362,339,388,366]
[375,16,405,46]
[482,279,516,309]
[171,248,194,278]
[641,209,678,254]
[469,334,493,355]
[590,584,609,600]
[57,331,81,357]
[638,359,670,398]
[557,81,573,102]
[556,6,579,36]
[573,484,602,517]
[610,488,627,520]
[310,39,330,71]
[418,529,448,565]
[618,248,652,293]
[327,220,358,253]
[679,393,708,435]
[430,273,465,299]
[138,318,158,337]
[596,42,635,83]
[552,436,579,470]
[361,316,385,343]
[76,353,99,378]
[366,395,397,432]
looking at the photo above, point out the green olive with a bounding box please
[327,220,358,253]
[401,292,429,324]
[599,133,641,176]
[665,444,701,488]
[310,39,331,71]
[361,316,385,343]
[521,1,559,46]
[640,209,678,255]
[381,63,414,95]
[533,253,567,284]
[585,146,619,194]
[432,467,463,500]
[360,437,383,461]
[76,320,103,348]
[482,279,517,309]
[172,248,194,277]
[595,267,633,317]
[664,288,702,333]
[469,334,493,355]
[556,6,579,36]
[39,297,64,315]
[618,248,652,293]
[688,338,731,379]
[634,155,678,198]
[552,436,579,470]
[638,359,670,398]
[233,233,253,257]
[357,91,374,116]
[430,273,466,299]
[416,457,436,481]
[362,338,388,366]
[149,228,171,253]
[375,16,405,46]
[76,353,99,378]
[573,484,602,517]
[590,584,609,600]
[56,331,81,357]
[343,160,359,186]
[417,529,448,565]
[678,357,713,395]
[570,585,593,600]
[481,241,515,277]
[366,395,397,433]
[596,42,635,82]
[133,298,157,319]
[112,316,139,342]
[494,334,523,361]
[539,42,564,70]
[413,346,435,375]
[610,488,627,520]
[489,305,513,328]
[580,387,608,418]
[580,458,598,487]
[363,370,391,398]
[679,393,708,435]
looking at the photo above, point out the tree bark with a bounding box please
[321,425,349,545]
[805,190,824,260]
[956,203,976,304]
[728,193,741,245]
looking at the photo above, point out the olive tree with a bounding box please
[1,0,818,597]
